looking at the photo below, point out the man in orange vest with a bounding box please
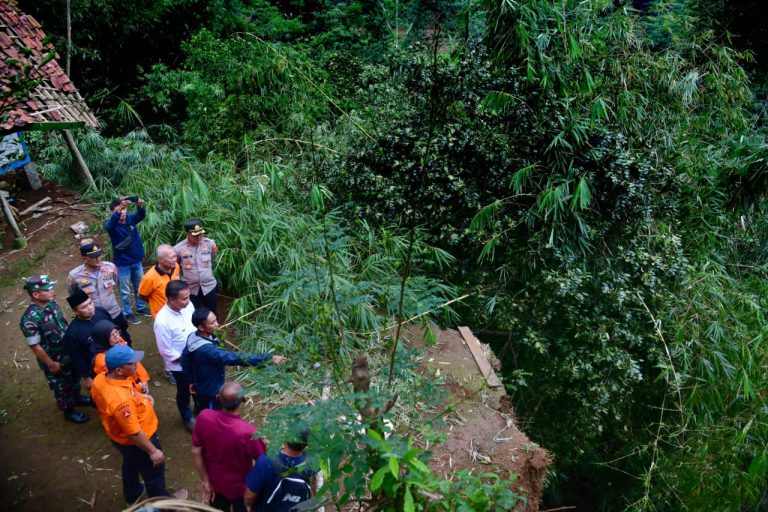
[90,345,187,504]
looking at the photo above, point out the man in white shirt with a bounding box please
[153,280,195,431]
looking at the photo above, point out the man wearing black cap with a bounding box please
[67,242,131,326]
[19,275,90,424]
[106,197,152,325]
[63,288,132,390]
[174,220,218,312]
[91,345,188,504]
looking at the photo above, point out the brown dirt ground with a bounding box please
[0,173,550,511]
[0,175,204,511]
[406,327,551,511]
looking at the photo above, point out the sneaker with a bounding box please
[184,417,196,433]
[137,309,152,317]
[64,410,89,423]
[76,395,93,407]
[125,313,141,325]
[171,489,189,500]
[165,371,176,386]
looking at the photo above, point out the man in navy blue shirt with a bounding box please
[243,431,316,512]
[181,307,286,412]
[106,197,151,325]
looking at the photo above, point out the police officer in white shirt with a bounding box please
[174,220,218,313]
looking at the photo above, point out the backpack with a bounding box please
[263,458,312,512]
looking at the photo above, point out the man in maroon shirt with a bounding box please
[191,381,267,511]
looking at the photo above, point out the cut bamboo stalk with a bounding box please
[19,196,51,215]
[0,191,27,248]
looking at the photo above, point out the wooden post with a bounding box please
[62,129,96,190]
[0,191,27,248]
[23,162,42,190]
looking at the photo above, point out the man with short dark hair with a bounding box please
[67,242,125,326]
[182,307,286,412]
[244,430,316,512]
[106,197,151,324]
[191,382,267,511]
[153,280,195,430]
[63,288,131,391]
[19,275,89,424]
[174,220,218,311]
[90,345,187,504]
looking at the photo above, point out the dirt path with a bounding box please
[0,225,203,511]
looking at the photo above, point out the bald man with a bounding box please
[138,244,181,318]
[191,382,266,511]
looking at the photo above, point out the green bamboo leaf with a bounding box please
[370,467,388,492]
[409,458,430,474]
[388,456,399,478]
[403,486,415,512]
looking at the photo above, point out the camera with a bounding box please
[123,195,139,203]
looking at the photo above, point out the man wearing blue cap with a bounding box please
[90,345,187,504]
[19,274,90,424]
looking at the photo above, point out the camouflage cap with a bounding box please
[23,274,56,291]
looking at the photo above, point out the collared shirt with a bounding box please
[192,409,266,499]
[153,302,195,371]
[174,238,218,295]
[138,263,181,317]
[91,373,158,446]
[67,262,120,318]
[19,300,70,369]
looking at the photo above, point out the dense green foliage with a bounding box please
[24,0,768,510]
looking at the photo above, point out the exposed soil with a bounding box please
[0,172,550,510]
[407,326,551,511]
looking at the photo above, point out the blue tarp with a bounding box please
[0,132,31,175]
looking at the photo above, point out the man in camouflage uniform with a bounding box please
[19,275,90,423]
[174,220,218,312]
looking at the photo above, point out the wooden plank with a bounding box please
[458,326,503,388]
[19,196,50,215]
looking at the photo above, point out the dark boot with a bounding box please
[64,409,89,423]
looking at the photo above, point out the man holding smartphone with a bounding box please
[106,196,151,324]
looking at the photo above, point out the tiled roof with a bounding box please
[0,1,98,134]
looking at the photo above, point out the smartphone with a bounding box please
[123,195,139,203]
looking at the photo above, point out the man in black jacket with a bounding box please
[63,288,132,390]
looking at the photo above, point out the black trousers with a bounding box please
[171,371,193,422]
[190,285,217,314]
[193,393,222,414]
[211,494,246,512]
[112,434,169,504]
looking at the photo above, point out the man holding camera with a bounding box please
[106,197,151,325]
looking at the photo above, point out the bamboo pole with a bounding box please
[0,192,27,248]
[62,129,96,190]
